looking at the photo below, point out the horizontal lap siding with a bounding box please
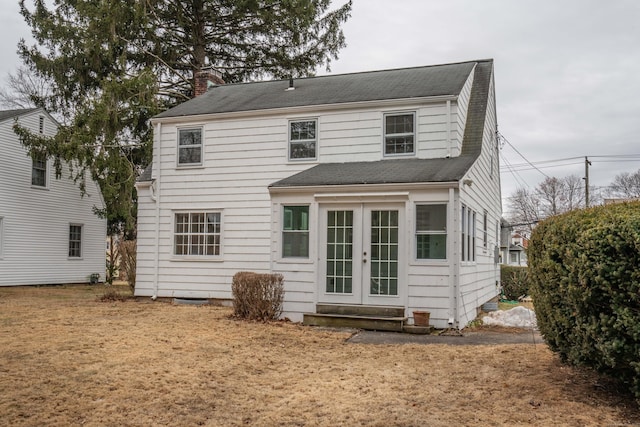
[451,68,475,157]
[136,98,472,315]
[0,111,106,286]
[457,73,501,327]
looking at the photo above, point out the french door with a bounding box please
[319,203,404,306]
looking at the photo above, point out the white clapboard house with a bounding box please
[0,108,106,286]
[135,59,501,329]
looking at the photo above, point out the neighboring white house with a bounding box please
[0,108,106,286]
[135,59,502,328]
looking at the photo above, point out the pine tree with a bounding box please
[15,0,352,235]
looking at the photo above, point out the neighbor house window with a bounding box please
[174,212,221,256]
[31,154,47,187]
[289,119,317,160]
[384,112,415,155]
[177,128,203,165]
[461,205,476,262]
[282,206,309,257]
[69,224,82,258]
[416,204,447,260]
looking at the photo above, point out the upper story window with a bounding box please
[416,204,447,260]
[177,128,203,166]
[31,154,47,187]
[289,119,317,160]
[69,224,82,258]
[174,212,221,256]
[384,112,415,156]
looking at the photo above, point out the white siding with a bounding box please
[0,109,106,286]
[456,71,502,327]
[136,98,464,303]
[136,64,501,330]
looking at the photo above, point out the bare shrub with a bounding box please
[232,272,284,321]
[119,240,137,292]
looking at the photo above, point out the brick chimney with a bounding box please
[194,68,225,97]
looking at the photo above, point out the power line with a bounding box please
[498,132,550,179]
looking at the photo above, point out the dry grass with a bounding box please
[0,285,638,427]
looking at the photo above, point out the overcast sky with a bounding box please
[2,0,639,212]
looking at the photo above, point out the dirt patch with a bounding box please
[0,285,638,426]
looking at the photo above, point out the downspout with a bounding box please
[152,121,162,300]
[446,100,452,158]
[449,187,459,327]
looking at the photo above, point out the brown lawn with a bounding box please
[0,285,638,427]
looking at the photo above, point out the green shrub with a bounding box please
[500,265,529,300]
[528,201,640,399]
[232,272,284,321]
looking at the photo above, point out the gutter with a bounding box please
[152,121,162,300]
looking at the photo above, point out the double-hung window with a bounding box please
[461,205,476,262]
[415,204,447,260]
[384,112,415,155]
[31,154,47,187]
[69,224,82,258]
[174,212,221,256]
[177,128,203,166]
[282,206,309,257]
[289,119,317,160]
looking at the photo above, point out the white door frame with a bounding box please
[318,202,405,306]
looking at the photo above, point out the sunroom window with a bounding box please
[282,206,309,257]
[416,204,447,259]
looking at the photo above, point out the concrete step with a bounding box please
[315,304,405,317]
[303,313,406,332]
[402,325,435,335]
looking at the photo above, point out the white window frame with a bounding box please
[282,205,310,258]
[415,203,447,261]
[461,205,476,262]
[31,154,48,188]
[288,119,317,161]
[69,224,83,259]
[173,211,222,258]
[177,127,203,166]
[483,211,488,249]
[383,111,416,156]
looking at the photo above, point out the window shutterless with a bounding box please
[289,119,317,160]
[174,212,221,256]
[282,206,309,257]
[177,128,203,165]
[415,204,447,260]
[384,112,415,155]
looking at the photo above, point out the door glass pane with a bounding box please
[370,210,399,296]
[326,210,353,294]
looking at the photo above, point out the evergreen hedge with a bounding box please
[500,265,529,300]
[528,201,640,399]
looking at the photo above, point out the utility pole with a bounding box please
[585,156,592,207]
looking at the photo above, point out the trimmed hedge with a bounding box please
[232,272,284,321]
[528,201,640,399]
[500,265,529,300]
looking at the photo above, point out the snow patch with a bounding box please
[482,306,537,328]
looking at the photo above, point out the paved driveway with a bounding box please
[348,329,543,345]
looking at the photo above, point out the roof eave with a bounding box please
[150,94,459,125]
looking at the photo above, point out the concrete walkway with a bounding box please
[347,328,543,345]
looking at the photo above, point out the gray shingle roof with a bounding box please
[270,59,493,188]
[154,60,479,119]
[0,108,38,123]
